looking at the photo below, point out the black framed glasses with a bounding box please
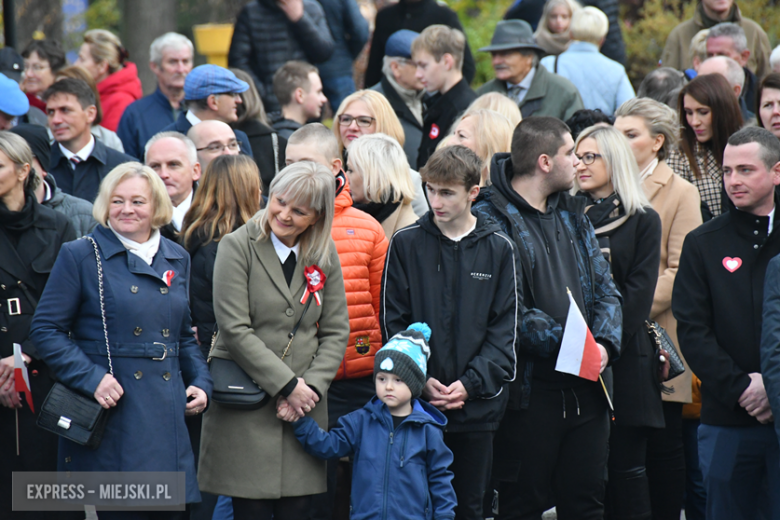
[575,152,602,165]
[338,115,376,127]
[197,141,240,153]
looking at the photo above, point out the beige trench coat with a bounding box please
[380,201,418,240]
[198,216,349,499]
[643,161,702,404]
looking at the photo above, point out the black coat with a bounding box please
[186,233,219,359]
[364,0,476,88]
[673,197,780,426]
[228,0,335,114]
[380,212,519,432]
[48,138,137,203]
[371,77,423,168]
[584,199,664,428]
[235,118,287,194]
[417,78,477,170]
[0,197,75,513]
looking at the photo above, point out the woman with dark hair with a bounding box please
[757,72,780,141]
[666,74,743,220]
[55,66,125,152]
[230,68,286,194]
[0,132,75,518]
[21,39,67,112]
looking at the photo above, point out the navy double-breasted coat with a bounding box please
[30,225,212,504]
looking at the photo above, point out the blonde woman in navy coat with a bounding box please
[30,162,212,517]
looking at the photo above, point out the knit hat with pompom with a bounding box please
[374,323,431,398]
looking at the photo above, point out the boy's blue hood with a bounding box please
[366,395,448,429]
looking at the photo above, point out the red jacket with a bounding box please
[97,62,142,132]
[332,178,388,380]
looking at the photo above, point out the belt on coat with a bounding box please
[74,340,179,359]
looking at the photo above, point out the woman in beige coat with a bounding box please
[345,133,419,240]
[198,162,350,519]
[615,97,703,519]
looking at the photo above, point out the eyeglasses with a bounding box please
[23,63,50,72]
[575,152,603,165]
[338,115,376,128]
[197,141,240,153]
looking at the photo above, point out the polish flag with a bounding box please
[555,291,602,381]
[13,343,34,412]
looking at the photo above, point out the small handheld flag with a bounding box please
[13,343,34,412]
[555,290,602,381]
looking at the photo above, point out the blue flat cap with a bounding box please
[0,73,29,117]
[184,65,249,101]
[385,30,420,59]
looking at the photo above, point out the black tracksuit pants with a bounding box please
[493,383,610,520]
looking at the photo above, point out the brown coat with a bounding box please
[643,161,702,404]
[661,3,771,78]
[198,215,349,499]
[380,201,418,240]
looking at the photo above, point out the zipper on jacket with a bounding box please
[382,431,394,520]
[399,428,409,468]
[452,242,461,384]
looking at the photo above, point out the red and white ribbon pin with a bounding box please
[300,265,327,306]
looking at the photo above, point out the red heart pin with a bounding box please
[722,257,742,273]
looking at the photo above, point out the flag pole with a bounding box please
[599,375,615,422]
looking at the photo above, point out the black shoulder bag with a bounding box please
[37,237,111,450]
[208,296,314,410]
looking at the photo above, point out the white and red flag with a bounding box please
[13,343,34,412]
[555,290,602,382]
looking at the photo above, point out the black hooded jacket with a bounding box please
[380,212,518,432]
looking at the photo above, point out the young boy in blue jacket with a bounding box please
[280,323,457,520]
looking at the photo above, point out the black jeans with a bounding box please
[444,431,495,520]
[233,496,312,520]
[494,384,610,520]
[645,402,685,520]
[605,425,654,520]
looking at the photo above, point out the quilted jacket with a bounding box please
[332,176,389,379]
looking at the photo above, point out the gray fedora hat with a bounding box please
[479,20,545,54]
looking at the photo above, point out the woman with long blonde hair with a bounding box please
[448,109,514,185]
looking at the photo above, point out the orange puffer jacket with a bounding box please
[332,180,388,380]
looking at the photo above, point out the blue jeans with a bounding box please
[321,75,356,114]
[698,423,780,520]
[212,495,233,520]
[682,418,706,520]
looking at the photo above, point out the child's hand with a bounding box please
[276,396,301,422]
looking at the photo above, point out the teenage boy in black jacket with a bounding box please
[380,146,518,520]
[412,25,477,170]
[675,127,780,519]
[472,116,622,519]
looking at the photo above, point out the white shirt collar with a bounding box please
[186,111,202,127]
[639,158,659,182]
[171,190,194,231]
[449,220,477,242]
[270,232,300,263]
[507,66,536,93]
[59,134,95,162]
[769,207,775,234]
[42,178,52,202]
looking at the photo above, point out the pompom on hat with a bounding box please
[374,323,431,398]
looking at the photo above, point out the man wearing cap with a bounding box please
[370,29,425,168]
[476,19,583,121]
[10,123,98,237]
[45,78,136,203]
[162,64,254,158]
[117,32,195,159]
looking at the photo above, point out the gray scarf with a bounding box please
[383,58,424,125]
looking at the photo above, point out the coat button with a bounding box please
[754,230,759,235]
[162,372,171,381]
[160,287,169,295]
[134,371,143,380]
[755,244,760,249]
[134,327,143,336]
[0,284,5,290]
[285,308,294,317]
[130,285,138,293]
[0,327,6,332]
[65,457,71,463]
[162,329,170,338]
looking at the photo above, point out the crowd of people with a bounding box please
[3,0,780,519]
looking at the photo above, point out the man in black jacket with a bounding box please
[381,146,517,520]
[44,78,136,203]
[228,0,334,114]
[365,0,475,88]
[472,117,622,519]
[412,25,477,170]
[675,127,780,518]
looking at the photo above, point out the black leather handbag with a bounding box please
[646,320,685,381]
[209,296,313,410]
[37,237,112,450]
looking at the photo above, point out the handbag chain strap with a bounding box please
[83,236,113,376]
